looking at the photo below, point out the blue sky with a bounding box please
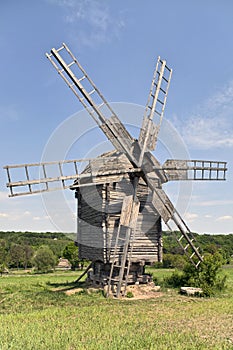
[0,0,232,234]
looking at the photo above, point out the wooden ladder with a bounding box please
[139,56,172,161]
[149,183,203,268]
[46,43,138,164]
[107,194,140,297]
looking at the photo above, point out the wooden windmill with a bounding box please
[4,43,227,297]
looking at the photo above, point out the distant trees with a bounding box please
[161,231,233,268]
[162,253,187,270]
[0,231,72,271]
[9,244,25,269]
[0,231,232,274]
[32,245,57,272]
[63,242,80,270]
[0,239,8,265]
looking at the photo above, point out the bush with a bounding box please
[32,245,57,273]
[162,254,187,270]
[63,242,80,270]
[126,291,134,298]
[164,252,227,297]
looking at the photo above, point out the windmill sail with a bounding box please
[163,159,227,181]
[46,44,138,164]
[4,157,142,197]
[138,56,172,165]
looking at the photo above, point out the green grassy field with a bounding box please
[0,267,232,350]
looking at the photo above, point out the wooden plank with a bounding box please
[120,195,133,226]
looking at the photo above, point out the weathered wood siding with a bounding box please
[76,152,162,264]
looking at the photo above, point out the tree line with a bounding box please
[0,231,74,273]
[160,231,233,269]
[0,231,232,273]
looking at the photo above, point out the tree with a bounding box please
[0,263,8,276]
[32,245,57,272]
[162,253,187,270]
[0,239,8,266]
[9,244,25,269]
[63,242,80,270]
[22,244,34,269]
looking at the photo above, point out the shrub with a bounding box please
[63,242,80,270]
[163,254,187,270]
[164,252,227,297]
[32,245,57,273]
[126,291,134,298]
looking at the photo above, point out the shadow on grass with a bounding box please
[46,280,86,292]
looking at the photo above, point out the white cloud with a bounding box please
[0,213,9,218]
[216,215,233,221]
[184,212,198,223]
[33,216,41,221]
[48,0,126,47]
[197,199,233,207]
[180,116,233,149]
[0,191,8,201]
[174,80,233,149]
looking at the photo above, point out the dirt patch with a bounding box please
[64,288,83,296]
[60,282,163,299]
[125,283,163,300]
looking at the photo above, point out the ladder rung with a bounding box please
[118,237,126,241]
[160,87,166,94]
[190,252,196,259]
[184,243,190,251]
[98,102,105,108]
[195,260,202,268]
[57,45,64,52]
[162,76,169,83]
[114,264,127,269]
[109,277,120,282]
[67,61,75,67]
[178,235,184,242]
[155,110,162,116]
[165,64,171,72]
[89,89,95,95]
[78,75,86,82]
[153,83,167,95]
[157,98,164,105]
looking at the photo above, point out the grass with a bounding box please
[0,268,232,350]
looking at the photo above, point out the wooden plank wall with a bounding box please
[76,151,162,264]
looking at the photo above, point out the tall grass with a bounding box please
[0,268,232,349]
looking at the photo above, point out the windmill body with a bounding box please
[4,43,227,297]
[73,151,162,285]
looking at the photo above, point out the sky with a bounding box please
[0,0,232,235]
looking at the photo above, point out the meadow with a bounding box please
[0,267,232,350]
